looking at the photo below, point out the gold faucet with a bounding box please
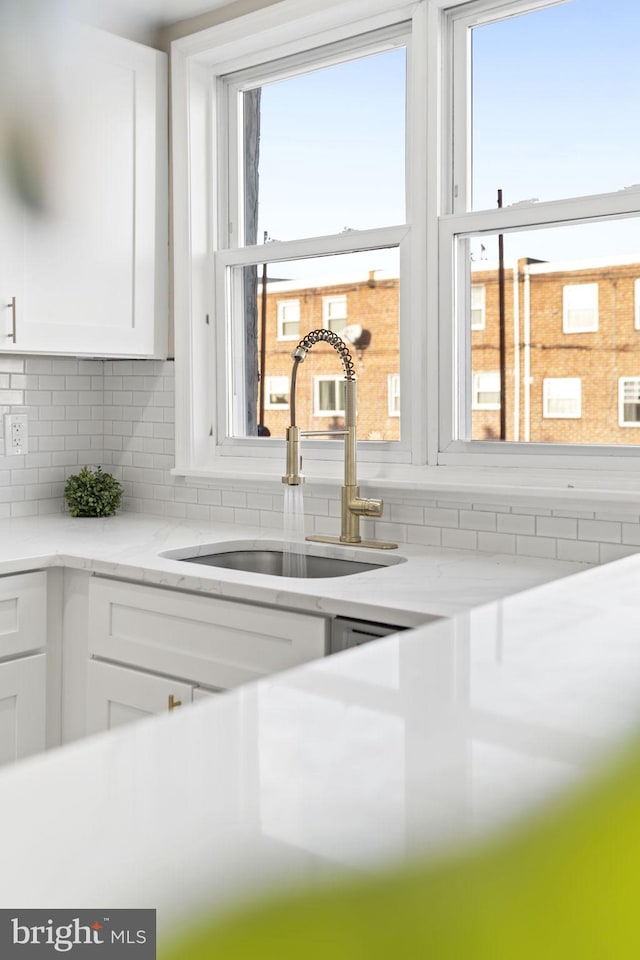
[282,329,397,549]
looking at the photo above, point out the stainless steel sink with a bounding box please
[178,549,384,579]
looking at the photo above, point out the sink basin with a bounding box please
[177,549,384,579]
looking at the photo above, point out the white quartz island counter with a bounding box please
[1,513,639,948]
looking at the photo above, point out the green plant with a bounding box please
[64,466,123,517]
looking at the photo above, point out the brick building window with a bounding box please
[264,376,289,409]
[388,374,400,417]
[543,378,582,419]
[562,283,598,334]
[277,301,300,341]
[472,371,500,410]
[619,378,640,426]
[635,279,640,330]
[471,285,485,330]
[322,295,348,334]
[314,376,346,416]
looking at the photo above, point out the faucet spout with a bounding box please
[282,329,397,549]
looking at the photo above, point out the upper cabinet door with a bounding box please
[0,25,167,358]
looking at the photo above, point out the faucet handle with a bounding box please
[349,493,383,519]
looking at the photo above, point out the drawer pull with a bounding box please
[168,694,182,712]
[6,296,16,343]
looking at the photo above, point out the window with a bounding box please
[314,376,346,416]
[172,0,418,477]
[322,295,347,334]
[441,0,640,461]
[543,378,581,419]
[388,374,400,416]
[264,376,289,409]
[619,378,640,426]
[174,0,640,483]
[472,371,500,410]
[277,301,300,341]
[563,284,598,334]
[470,285,485,330]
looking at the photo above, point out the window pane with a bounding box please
[242,45,406,243]
[235,248,401,440]
[464,217,640,444]
[471,1,640,210]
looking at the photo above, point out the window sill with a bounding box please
[171,460,640,511]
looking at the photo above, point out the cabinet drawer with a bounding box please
[0,572,47,659]
[88,577,328,689]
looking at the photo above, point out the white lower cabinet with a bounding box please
[85,576,328,734]
[86,659,213,734]
[0,655,47,766]
[0,571,48,767]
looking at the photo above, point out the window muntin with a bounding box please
[543,378,581,419]
[563,283,598,334]
[314,375,346,416]
[619,378,640,426]
[276,300,300,340]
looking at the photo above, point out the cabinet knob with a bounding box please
[168,694,182,712]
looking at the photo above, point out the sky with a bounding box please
[248,0,640,275]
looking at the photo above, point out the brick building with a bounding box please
[257,255,640,447]
[471,256,640,445]
[257,271,400,441]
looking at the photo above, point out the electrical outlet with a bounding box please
[4,414,28,456]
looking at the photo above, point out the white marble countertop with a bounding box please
[1,512,635,947]
[0,513,588,624]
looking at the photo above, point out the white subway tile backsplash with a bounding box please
[442,528,478,551]
[0,353,634,569]
[478,532,516,554]
[577,518,621,543]
[536,516,578,539]
[516,535,556,559]
[459,509,496,532]
[497,513,536,536]
[425,507,459,528]
[557,539,600,563]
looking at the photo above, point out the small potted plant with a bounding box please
[64,466,124,518]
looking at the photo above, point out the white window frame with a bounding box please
[635,278,640,330]
[322,295,348,333]
[619,377,640,427]
[472,371,500,411]
[264,375,290,410]
[388,373,400,417]
[171,0,427,483]
[314,375,347,416]
[276,300,300,341]
[543,378,582,420]
[562,283,598,334]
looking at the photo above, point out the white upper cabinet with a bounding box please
[0,25,167,357]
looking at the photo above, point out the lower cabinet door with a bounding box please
[0,654,47,767]
[86,660,194,735]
